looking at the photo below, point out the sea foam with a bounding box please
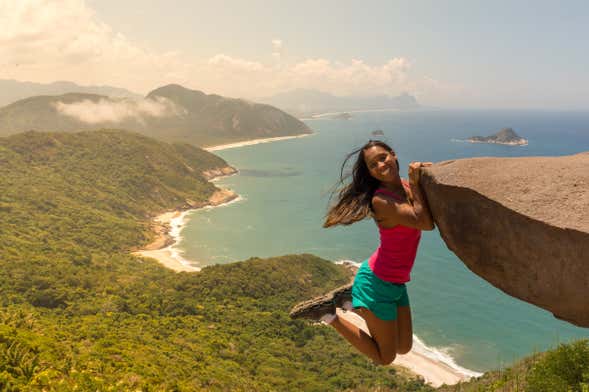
[334,259,483,378]
[166,194,245,270]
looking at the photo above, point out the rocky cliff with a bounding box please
[421,152,589,327]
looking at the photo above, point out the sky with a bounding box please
[1,0,587,109]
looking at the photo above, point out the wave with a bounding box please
[165,211,200,270]
[200,194,245,210]
[165,194,246,269]
[412,335,483,378]
[335,259,362,268]
[334,259,483,378]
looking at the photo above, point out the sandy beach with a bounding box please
[132,210,200,272]
[135,206,477,388]
[132,188,240,272]
[204,133,313,152]
[299,107,405,121]
[336,310,475,387]
[134,137,479,387]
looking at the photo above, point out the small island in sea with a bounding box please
[467,127,528,146]
[371,129,384,136]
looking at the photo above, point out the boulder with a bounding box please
[420,152,589,327]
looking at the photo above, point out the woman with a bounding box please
[290,140,434,365]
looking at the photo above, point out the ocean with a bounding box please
[177,109,589,372]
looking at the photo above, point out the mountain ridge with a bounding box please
[0,78,140,107]
[0,84,312,147]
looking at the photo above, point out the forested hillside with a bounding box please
[438,340,589,392]
[0,130,429,390]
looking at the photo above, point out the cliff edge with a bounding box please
[421,152,589,327]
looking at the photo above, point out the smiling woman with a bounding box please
[291,139,435,366]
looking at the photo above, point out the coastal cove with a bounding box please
[133,133,477,387]
[5,3,589,389]
[132,134,315,273]
[173,109,589,374]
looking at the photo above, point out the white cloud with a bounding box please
[271,39,283,61]
[189,54,417,98]
[0,0,458,104]
[0,0,189,92]
[207,54,264,72]
[271,39,283,51]
[54,97,185,124]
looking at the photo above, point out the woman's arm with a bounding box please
[372,162,435,231]
[407,162,435,230]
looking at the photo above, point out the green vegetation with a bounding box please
[0,84,312,147]
[146,84,312,147]
[439,340,589,392]
[0,130,430,390]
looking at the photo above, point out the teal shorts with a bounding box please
[352,260,410,321]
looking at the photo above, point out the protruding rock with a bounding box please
[201,165,238,180]
[421,152,589,327]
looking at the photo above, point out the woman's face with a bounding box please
[363,145,400,183]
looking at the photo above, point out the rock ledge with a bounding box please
[421,152,589,327]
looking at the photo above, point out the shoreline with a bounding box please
[451,138,528,146]
[335,261,482,387]
[204,133,313,152]
[132,169,241,272]
[300,107,412,120]
[337,310,478,387]
[134,137,480,386]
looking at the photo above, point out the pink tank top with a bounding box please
[368,183,421,283]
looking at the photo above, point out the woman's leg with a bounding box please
[330,307,398,365]
[396,305,413,354]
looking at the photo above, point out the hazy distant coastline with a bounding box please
[259,88,420,118]
[204,133,314,151]
[300,107,416,121]
[0,78,141,107]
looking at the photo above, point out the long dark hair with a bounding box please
[323,140,398,228]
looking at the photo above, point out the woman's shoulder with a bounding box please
[373,183,408,202]
[373,190,403,204]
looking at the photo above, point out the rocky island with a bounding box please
[467,127,528,146]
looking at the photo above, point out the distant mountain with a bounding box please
[259,88,420,117]
[468,128,528,146]
[0,93,144,135]
[0,79,140,107]
[0,84,312,147]
[145,84,312,146]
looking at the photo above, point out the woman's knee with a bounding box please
[397,338,412,354]
[396,342,412,355]
[374,353,396,366]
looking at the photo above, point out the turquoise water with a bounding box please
[179,109,589,372]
